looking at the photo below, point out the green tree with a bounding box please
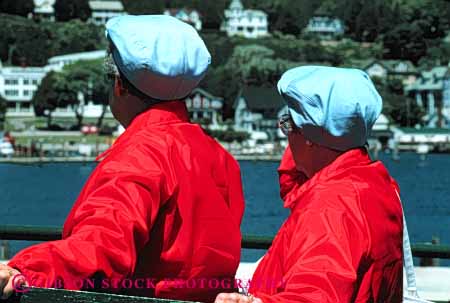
[418,42,450,68]
[46,20,106,56]
[202,44,298,116]
[0,14,52,66]
[61,59,110,128]
[195,0,229,29]
[54,0,91,22]
[201,32,235,67]
[0,0,34,17]
[33,72,64,128]
[382,23,427,64]
[0,14,104,67]
[33,60,109,129]
[243,0,321,35]
[121,0,165,14]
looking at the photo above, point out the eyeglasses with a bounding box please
[103,54,119,84]
[278,114,297,136]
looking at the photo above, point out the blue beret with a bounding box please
[278,66,382,151]
[105,15,211,100]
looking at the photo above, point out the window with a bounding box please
[5,79,19,85]
[32,79,38,85]
[247,26,254,33]
[21,102,30,109]
[237,26,244,31]
[7,102,16,109]
[23,79,30,85]
[23,90,30,96]
[5,90,19,96]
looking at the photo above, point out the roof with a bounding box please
[229,0,244,10]
[398,127,450,134]
[164,8,199,16]
[405,66,449,91]
[347,59,418,75]
[0,66,46,75]
[243,9,267,17]
[34,0,55,14]
[89,1,124,11]
[365,60,417,74]
[235,86,285,114]
[48,50,106,64]
[190,88,223,101]
[342,59,375,70]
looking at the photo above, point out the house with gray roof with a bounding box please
[233,86,286,140]
[405,65,450,128]
[348,59,419,86]
[364,59,419,86]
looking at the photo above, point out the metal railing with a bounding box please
[1,225,449,303]
[1,224,450,259]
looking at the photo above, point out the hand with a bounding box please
[215,292,263,303]
[0,263,24,299]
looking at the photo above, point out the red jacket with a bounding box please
[9,101,245,302]
[249,147,403,303]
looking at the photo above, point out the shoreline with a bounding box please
[0,151,447,164]
[0,155,284,164]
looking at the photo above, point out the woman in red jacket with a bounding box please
[216,66,403,303]
[0,16,245,302]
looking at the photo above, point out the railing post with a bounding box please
[419,236,440,266]
[0,240,10,259]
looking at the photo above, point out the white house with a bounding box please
[1,50,108,120]
[222,0,268,39]
[0,61,46,118]
[33,0,55,20]
[89,0,126,26]
[163,8,202,31]
[33,0,126,25]
[185,88,223,129]
[405,65,450,128]
[363,59,419,86]
[304,16,344,39]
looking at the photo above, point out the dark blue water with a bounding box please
[1,153,449,264]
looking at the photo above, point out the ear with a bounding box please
[115,76,128,97]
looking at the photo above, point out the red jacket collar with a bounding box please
[283,148,372,209]
[96,101,190,161]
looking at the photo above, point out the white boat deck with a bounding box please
[236,262,450,302]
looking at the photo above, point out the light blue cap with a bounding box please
[278,66,382,151]
[105,15,211,100]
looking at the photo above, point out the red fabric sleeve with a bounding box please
[252,199,369,302]
[278,146,308,202]
[8,160,169,291]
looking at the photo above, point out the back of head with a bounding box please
[105,15,211,102]
[278,66,382,151]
